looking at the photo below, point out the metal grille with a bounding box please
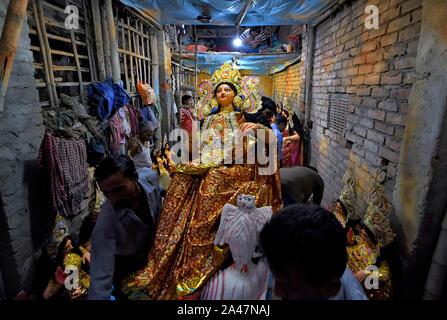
[329,94,349,135]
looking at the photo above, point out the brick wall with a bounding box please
[273,61,305,114]
[308,0,422,210]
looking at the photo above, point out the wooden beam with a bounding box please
[37,0,58,106]
[65,0,84,97]
[150,30,159,94]
[0,0,29,111]
[120,19,130,92]
[105,0,120,84]
[102,3,112,78]
[127,15,135,92]
[83,0,97,83]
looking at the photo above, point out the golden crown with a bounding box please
[194,62,262,120]
[363,170,395,247]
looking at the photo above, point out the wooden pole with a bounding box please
[37,0,58,106]
[194,25,198,101]
[91,0,106,81]
[31,0,54,107]
[178,30,182,108]
[150,30,159,95]
[83,0,97,83]
[101,3,112,78]
[105,0,120,84]
[127,15,135,92]
[0,0,29,112]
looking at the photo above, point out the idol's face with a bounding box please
[216,84,235,107]
[336,201,345,217]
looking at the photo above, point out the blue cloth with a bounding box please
[141,106,158,128]
[329,267,368,300]
[240,43,269,53]
[271,124,283,160]
[87,168,162,300]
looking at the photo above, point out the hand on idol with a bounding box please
[239,122,259,132]
[354,270,370,283]
[82,251,91,265]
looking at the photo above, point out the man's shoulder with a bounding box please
[91,201,116,241]
[137,167,159,187]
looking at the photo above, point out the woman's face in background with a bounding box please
[216,84,235,107]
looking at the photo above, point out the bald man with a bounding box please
[280,166,324,206]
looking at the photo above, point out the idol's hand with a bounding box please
[355,270,370,283]
[239,122,259,132]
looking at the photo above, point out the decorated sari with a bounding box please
[123,63,282,300]
[282,127,304,167]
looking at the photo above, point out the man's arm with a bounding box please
[87,223,117,300]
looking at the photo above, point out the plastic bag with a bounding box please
[137,81,156,105]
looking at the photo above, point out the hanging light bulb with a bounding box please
[233,37,242,47]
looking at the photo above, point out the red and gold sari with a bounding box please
[282,128,304,167]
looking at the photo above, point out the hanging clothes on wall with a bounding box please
[108,112,124,154]
[37,132,89,218]
[126,104,142,138]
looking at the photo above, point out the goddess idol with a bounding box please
[124,62,283,299]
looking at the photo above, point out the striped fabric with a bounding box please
[240,28,268,44]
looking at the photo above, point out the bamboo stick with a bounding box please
[82,0,97,83]
[37,0,58,106]
[194,25,198,100]
[91,0,105,81]
[102,3,112,78]
[105,0,120,84]
[127,15,135,92]
[150,30,159,94]
[0,0,29,111]
[65,0,84,97]
[31,0,54,107]
[120,19,129,92]
[140,22,147,84]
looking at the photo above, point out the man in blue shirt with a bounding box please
[88,154,162,300]
[271,117,283,163]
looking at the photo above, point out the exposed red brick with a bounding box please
[364,74,381,85]
[381,71,402,85]
[402,0,423,14]
[388,14,412,33]
[398,23,421,42]
[380,32,398,47]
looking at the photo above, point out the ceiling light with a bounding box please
[233,37,242,47]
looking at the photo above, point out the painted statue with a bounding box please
[201,195,272,300]
[123,62,282,300]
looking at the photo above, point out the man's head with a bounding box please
[275,114,288,132]
[182,94,193,107]
[95,154,140,209]
[139,121,155,142]
[249,26,262,38]
[260,204,347,300]
[261,96,277,123]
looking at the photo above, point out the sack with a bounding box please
[113,82,131,110]
[137,81,156,105]
[88,78,115,121]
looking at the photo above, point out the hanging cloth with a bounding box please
[37,132,89,217]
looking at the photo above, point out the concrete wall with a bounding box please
[306,0,422,212]
[393,0,447,298]
[0,1,45,298]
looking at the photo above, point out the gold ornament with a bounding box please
[194,62,262,120]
